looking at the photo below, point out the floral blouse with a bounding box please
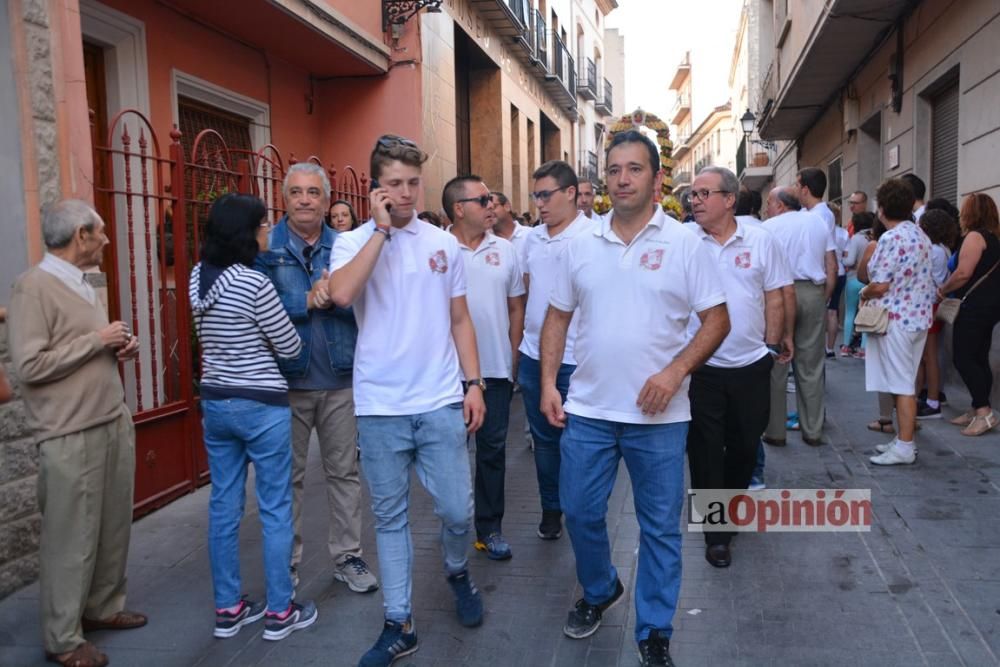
[868,220,935,332]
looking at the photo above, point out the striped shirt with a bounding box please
[189,263,301,402]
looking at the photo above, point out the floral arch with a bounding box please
[603,109,681,217]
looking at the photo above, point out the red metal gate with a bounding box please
[92,109,369,517]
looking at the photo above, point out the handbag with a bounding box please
[935,259,1000,324]
[854,301,889,335]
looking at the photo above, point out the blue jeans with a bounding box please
[518,355,575,511]
[560,414,687,643]
[357,403,473,623]
[202,398,294,613]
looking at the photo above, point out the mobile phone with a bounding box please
[370,178,392,213]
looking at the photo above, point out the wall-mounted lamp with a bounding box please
[739,109,776,151]
[383,0,443,37]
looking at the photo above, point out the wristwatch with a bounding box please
[766,343,783,356]
[465,378,487,392]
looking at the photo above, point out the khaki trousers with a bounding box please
[288,388,362,567]
[38,408,135,653]
[765,281,827,440]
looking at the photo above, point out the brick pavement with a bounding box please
[2,358,1000,666]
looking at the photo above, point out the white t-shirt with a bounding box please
[330,216,466,416]
[519,213,595,364]
[735,214,763,228]
[457,234,525,380]
[930,243,950,286]
[914,205,926,222]
[762,209,831,284]
[550,208,727,424]
[496,222,531,269]
[835,226,850,276]
[684,220,792,369]
[809,201,839,253]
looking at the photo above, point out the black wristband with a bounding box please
[374,227,391,242]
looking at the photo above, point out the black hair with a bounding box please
[797,167,827,198]
[490,191,510,206]
[925,197,959,220]
[201,193,266,267]
[330,199,359,229]
[875,178,916,222]
[735,190,753,216]
[606,130,660,173]
[532,161,579,202]
[749,190,762,217]
[900,173,926,201]
[442,174,485,222]
[417,210,444,228]
[920,209,957,249]
[851,211,876,233]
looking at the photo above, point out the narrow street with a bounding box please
[3,357,1000,667]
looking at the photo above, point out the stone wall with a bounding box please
[0,320,40,599]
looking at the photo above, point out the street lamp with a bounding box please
[740,109,755,138]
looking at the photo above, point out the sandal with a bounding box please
[45,641,108,667]
[961,412,999,437]
[950,411,975,426]
[867,418,895,434]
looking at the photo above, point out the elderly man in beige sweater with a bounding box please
[9,200,146,667]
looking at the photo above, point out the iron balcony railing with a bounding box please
[534,9,547,71]
[596,78,613,114]
[507,0,528,26]
[578,58,597,99]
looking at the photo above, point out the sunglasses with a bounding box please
[376,135,419,151]
[456,195,492,208]
[530,186,569,203]
[302,244,314,274]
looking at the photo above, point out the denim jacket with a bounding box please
[254,217,357,378]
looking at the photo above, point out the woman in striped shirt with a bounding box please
[190,194,317,641]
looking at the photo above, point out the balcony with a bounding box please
[468,0,530,38]
[595,78,613,115]
[542,31,578,118]
[510,3,536,66]
[673,170,692,188]
[737,136,776,191]
[532,10,548,73]
[669,51,691,91]
[671,92,690,125]
[578,150,599,182]
[578,58,598,101]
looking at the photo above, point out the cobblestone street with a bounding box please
[3,358,1000,666]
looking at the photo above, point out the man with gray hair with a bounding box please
[9,199,145,667]
[255,162,377,595]
[762,186,831,447]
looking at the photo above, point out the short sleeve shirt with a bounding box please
[330,216,466,415]
[762,210,831,284]
[457,234,525,380]
[867,220,935,332]
[685,220,792,368]
[550,208,726,424]
[809,201,838,253]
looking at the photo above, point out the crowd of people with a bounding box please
[6,129,1000,667]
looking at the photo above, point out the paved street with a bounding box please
[3,358,1000,666]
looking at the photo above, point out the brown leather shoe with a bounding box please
[762,436,786,447]
[82,610,148,632]
[705,544,731,568]
[802,435,824,446]
[45,641,109,667]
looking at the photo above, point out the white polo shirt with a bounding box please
[835,226,849,276]
[457,234,525,381]
[809,201,839,253]
[550,208,727,425]
[330,215,466,416]
[519,212,595,364]
[685,220,792,369]
[735,214,763,228]
[762,210,831,284]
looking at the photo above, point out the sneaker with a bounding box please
[474,532,512,560]
[916,402,942,419]
[747,478,766,491]
[839,345,853,357]
[358,619,418,667]
[786,416,800,431]
[335,555,379,593]
[870,443,916,466]
[537,509,563,540]
[446,570,483,627]
[563,578,625,639]
[638,629,675,667]
[214,597,266,638]
[825,350,835,359]
[262,600,318,641]
[875,437,897,454]
[852,348,866,359]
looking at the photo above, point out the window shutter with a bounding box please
[931,83,959,205]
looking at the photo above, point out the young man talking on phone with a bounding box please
[328,135,487,667]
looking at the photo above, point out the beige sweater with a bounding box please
[8,267,126,442]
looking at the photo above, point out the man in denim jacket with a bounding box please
[256,163,377,595]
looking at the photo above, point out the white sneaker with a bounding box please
[875,438,897,454]
[870,443,916,465]
[748,481,767,491]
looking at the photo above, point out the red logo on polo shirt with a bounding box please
[428,250,449,273]
[639,248,664,271]
[735,251,752,269]
[485,252,501,267]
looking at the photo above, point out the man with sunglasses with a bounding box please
[255,162,377,598]
[329,135,487,667]
[539,131,729,667]
[518,160,596,542]
[445,176,526,562]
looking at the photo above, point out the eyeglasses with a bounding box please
[848,199,866,206]
[456,195,492,208]
[376,135,419,151]
[689,189,730,201]
[530,186,569,203]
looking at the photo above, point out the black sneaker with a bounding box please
[537,510,563,540]
[638,630,675,667]
[358,619,418,667]
[213,596,266,638]
[916,402,942,419]
[563,577,624,639]
[262,600,318,641]
[446,570,483,627]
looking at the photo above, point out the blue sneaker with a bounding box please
[358,620,418,667]
[213,596,266,638]
[262,600,318,641]
[446,570,483,627]
[786,412,800,431]
[475,533,512,560]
